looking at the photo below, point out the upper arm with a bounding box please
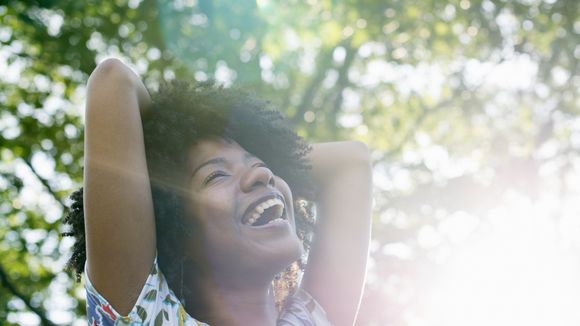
[301,141,373,326]
[83,58,156,315]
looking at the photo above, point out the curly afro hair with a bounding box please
[62,79,317,314]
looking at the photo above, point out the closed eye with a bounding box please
[204,163,270,185]
[204,171,228,185]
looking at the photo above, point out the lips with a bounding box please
[241,192,286,225]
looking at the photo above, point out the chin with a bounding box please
[268,236,304,274]
[206,234,303,281]
[244,235,303,278]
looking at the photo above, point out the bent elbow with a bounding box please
[88,58,136,88]
[349,140,372,166]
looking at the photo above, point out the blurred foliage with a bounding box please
[0,0,578,324]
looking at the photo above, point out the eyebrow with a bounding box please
[190,152,258,181]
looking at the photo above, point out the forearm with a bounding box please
[302,141,373,324]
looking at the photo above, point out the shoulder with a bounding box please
[84,254,208,325]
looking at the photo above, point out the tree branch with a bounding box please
[374,57,508,168]
[0,263,56,326]
[289,46,335,126]
[323,42,357,137]
[20,157,66,209]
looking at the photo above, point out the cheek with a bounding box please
[189,194,226,223]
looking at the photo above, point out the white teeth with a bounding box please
[245,197,285,226]
[267,218,284,225]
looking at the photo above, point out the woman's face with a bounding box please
[185,137,303,282]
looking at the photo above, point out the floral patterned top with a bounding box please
[85,255,332,325]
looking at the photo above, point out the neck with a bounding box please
[186,264,278,326]
[186,272,279,325]
[214,283,278,326]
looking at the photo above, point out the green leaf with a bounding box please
[154,311,164,326]
[136,305,147,321]
[163,294,177,306]
[144,289,157,301]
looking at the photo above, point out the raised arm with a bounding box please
[83,58,156,315]
[301,141,373,326]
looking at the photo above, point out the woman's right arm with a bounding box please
[83,58,156,315]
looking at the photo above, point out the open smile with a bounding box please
[242,193,288,227]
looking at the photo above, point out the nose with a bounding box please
[241,165,275,192]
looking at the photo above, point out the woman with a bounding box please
[63,58,372,325]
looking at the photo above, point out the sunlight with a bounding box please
[413,194,580,326]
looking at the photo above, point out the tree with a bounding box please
[1,0,577,324]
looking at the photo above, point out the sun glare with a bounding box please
[410,193,580,326]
